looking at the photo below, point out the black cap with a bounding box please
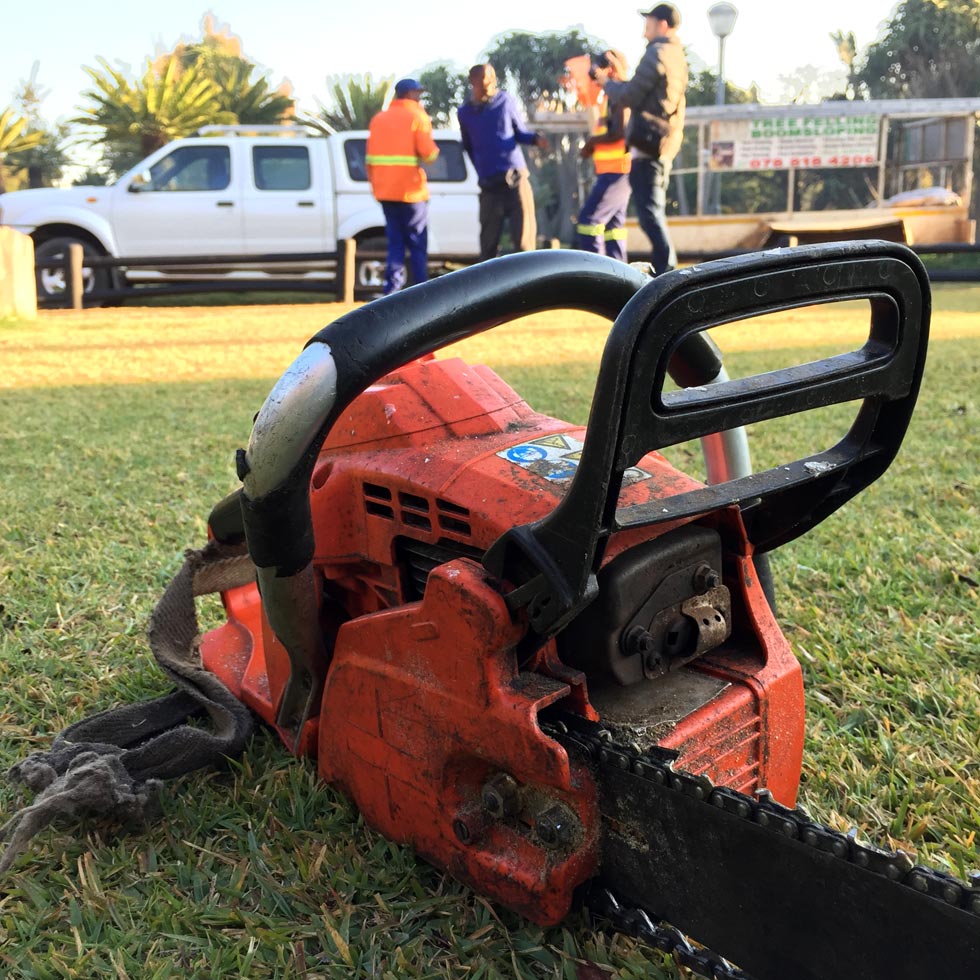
[640,3,681,27]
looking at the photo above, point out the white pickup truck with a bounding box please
[0,125,481,302]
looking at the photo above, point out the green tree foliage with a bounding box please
[71,167,111,187]
[685,69,759,108]
[4,125,71,190]
[305,74,393,133]
[829,29,861,99]
[176,15,294,123]
[484,28,605,111]
[418,64,468,128]
[0,109,42,155]
[74,54,231,172]
[73,17,294,179]
[0,64,68,191]
[0,108,44,192]
[856,0,980,98]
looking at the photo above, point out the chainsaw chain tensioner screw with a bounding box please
[453,804,488,846]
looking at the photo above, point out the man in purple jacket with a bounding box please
[458,64,548,260]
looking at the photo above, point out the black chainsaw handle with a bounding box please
[484,240,931,638]
[227,250,720,575]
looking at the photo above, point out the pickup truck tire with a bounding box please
[355,236,387,293]
[34,236,109,307]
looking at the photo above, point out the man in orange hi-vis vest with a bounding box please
[367,78,440,294]
[575,50,632,262]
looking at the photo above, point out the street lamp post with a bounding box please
[707,2,738,213]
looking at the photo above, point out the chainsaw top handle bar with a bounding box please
[219,251,720,576]
[484,240,931,637]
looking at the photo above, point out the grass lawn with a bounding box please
[0,278,978,978]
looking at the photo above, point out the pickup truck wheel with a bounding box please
[34,237,109,307]
[355,236,387,293]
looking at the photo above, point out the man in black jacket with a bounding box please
[596,3,688,274]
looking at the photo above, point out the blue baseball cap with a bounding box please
[395,78,424,97]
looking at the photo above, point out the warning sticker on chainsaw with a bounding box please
[497,434,652,485]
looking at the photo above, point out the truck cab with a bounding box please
[0,125,480,302]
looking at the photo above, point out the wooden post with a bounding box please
[337,238,357,303]
[876,116,890,204]
[66,244,85,310]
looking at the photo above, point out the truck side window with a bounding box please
[344,138,468,183]
[425,141,467,183]
[344,140,369,182]
[252,146,312,190]
[145,146,231,192]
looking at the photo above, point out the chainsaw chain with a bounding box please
[544,720,980,980]
[584,885,754,980]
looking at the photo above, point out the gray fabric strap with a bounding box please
[1,540,257,874]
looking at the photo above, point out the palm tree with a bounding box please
[0,108,44,192]
[830,30,860,99]
[200,57,295,124]
[177,17,294,124]
[4,125,70,189]
[305,74,393,133]
[0,109,43,155]
[73,54,232,172]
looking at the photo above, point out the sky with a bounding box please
[3,0,902,129]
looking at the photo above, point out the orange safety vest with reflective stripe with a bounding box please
[366,99,440,203]
[592,104,630,176]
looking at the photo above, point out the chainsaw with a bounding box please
[4,243,977,978]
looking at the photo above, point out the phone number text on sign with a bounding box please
[748,154,877,169]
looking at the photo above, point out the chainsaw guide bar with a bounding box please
[548,719,980,980]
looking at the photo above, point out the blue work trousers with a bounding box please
[575,172,631,262]
[381,200,429,294]
[629,157,676,274]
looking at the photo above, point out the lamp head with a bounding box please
[708,2,738,39]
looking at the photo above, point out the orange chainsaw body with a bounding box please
[201,355,804,925]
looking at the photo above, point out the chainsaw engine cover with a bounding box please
[202,353,804,923]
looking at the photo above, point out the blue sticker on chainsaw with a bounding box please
[497,434,652,485]
[505,444,548,463]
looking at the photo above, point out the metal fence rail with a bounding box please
[38,240,980,310]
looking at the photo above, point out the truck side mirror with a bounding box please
[128,171,151,193]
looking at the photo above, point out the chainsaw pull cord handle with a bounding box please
[221,250,726,736]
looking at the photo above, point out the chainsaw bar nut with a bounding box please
[692,563,721,594]
[535,804,575,849]
[481,772,521,820]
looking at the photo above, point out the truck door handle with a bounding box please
[216,201,235,207]
[297,201,315,207]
